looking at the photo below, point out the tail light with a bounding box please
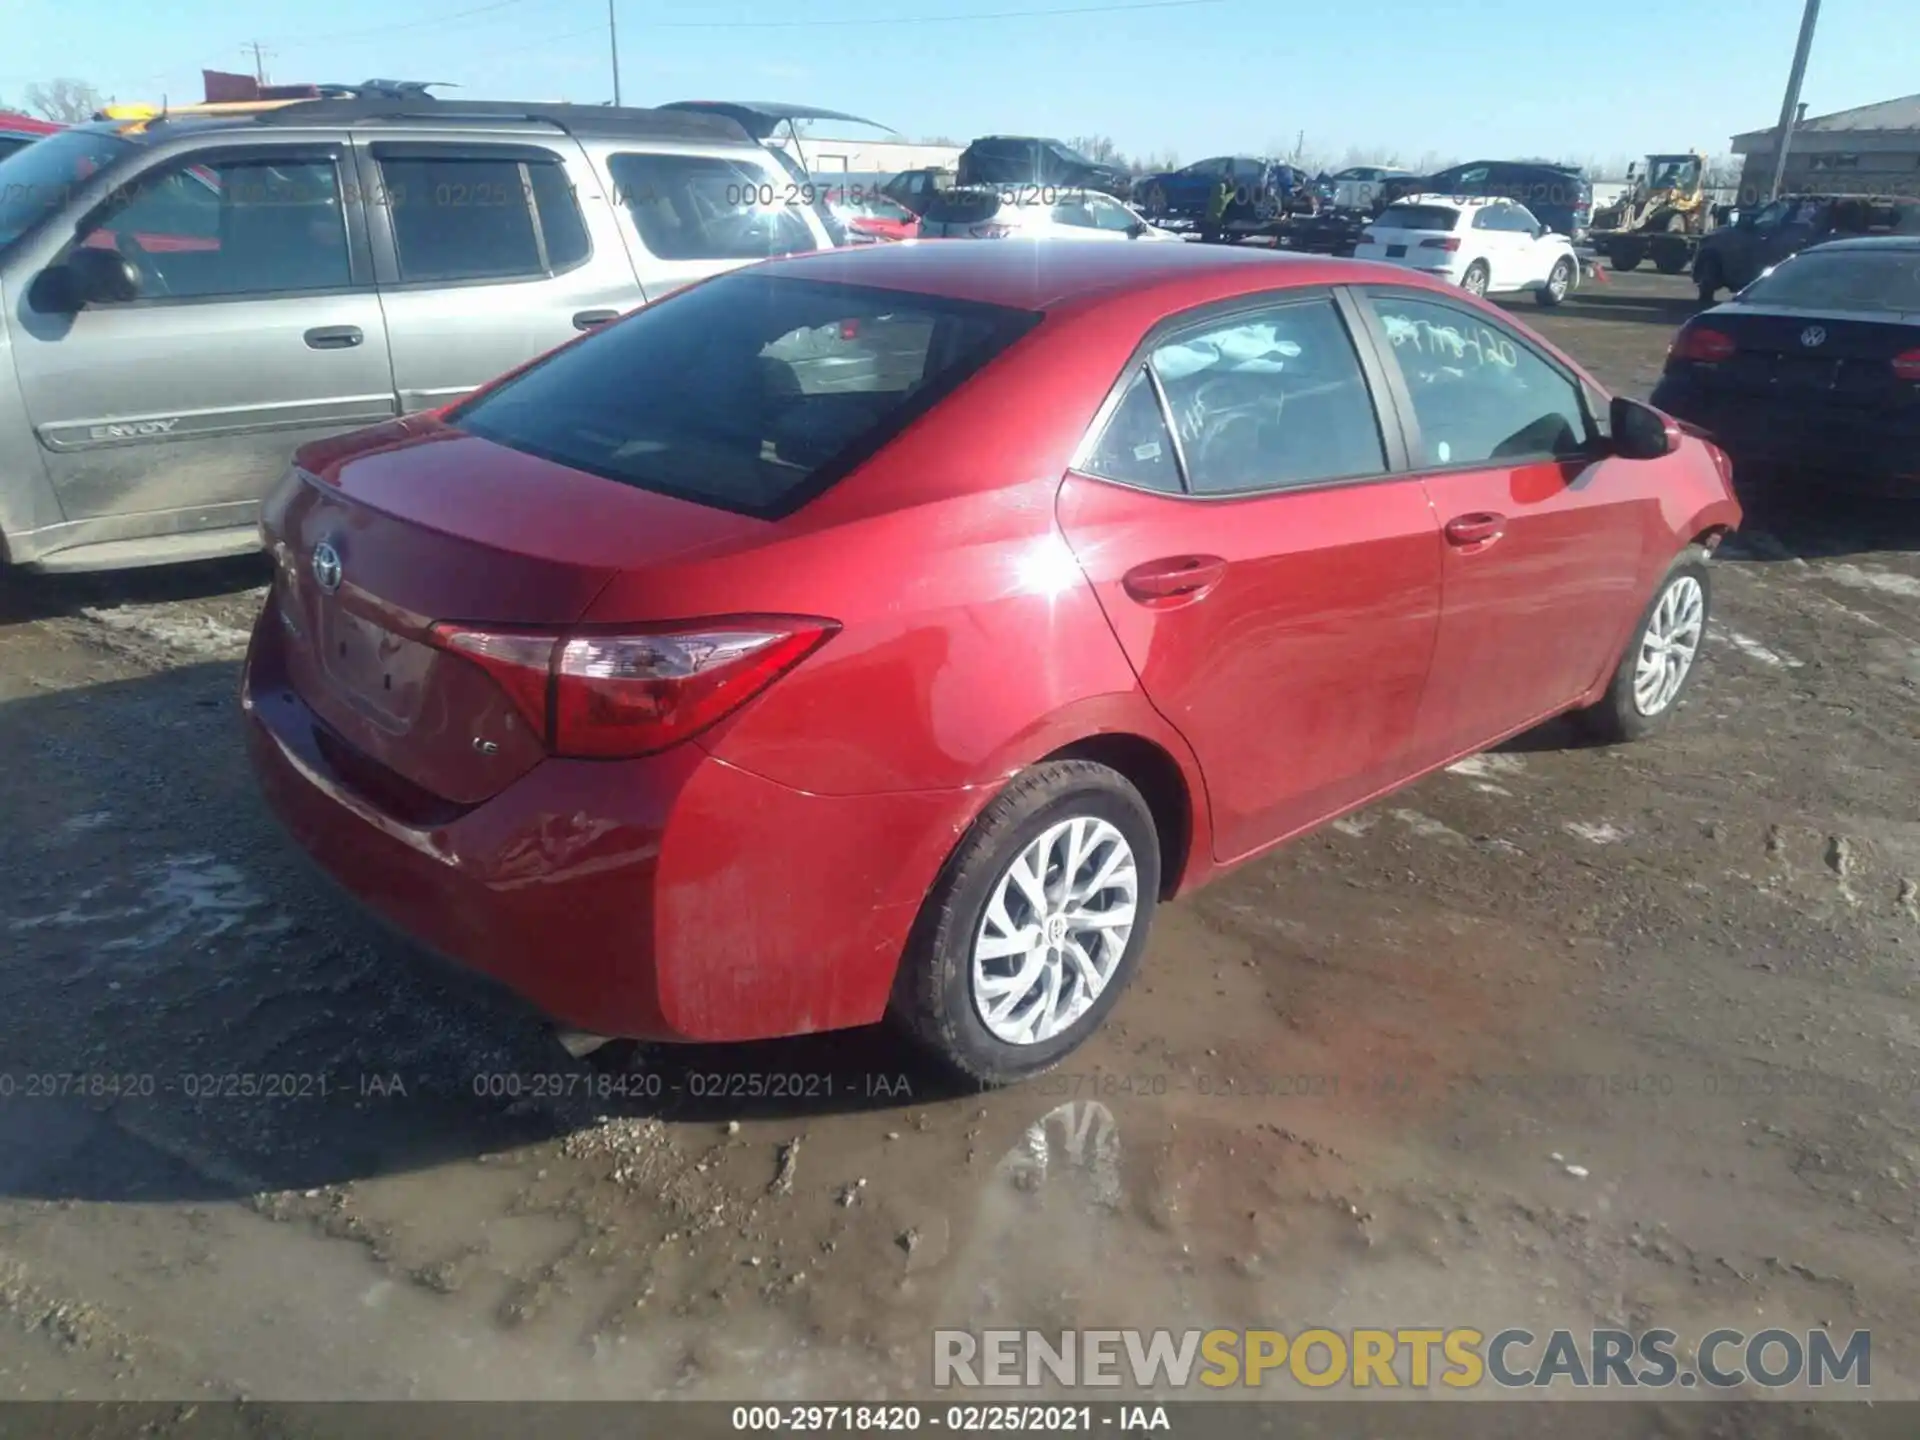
[427,617,838,759]
[838,319,861,340]
[1669,326,1737,364]
[1893,348,1920,382]
[1419,236,1461,252]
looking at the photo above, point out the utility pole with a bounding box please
[242,40,274,85]
[607,0,622,107]
[1765,0,1820,202]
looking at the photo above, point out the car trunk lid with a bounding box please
[269,424,766,806]
[1680,306,1920,409]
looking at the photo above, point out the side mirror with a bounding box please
[1610,395,1680,460]
[1126,220,1150,239]
[41,245,141,311]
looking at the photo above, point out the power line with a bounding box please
[292,0,539,46]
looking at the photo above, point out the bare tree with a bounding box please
[918,135,960,146]
[1134,149,1181,175]
[23,78,104,124]
[1069,134,1127,168]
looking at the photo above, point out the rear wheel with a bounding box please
[1652,237,1692,275]
[1694,255,1724,305]
[890,761,1161,1086]
[1574,550,1712,744]
[1460,260,1491,298]
[1608,239,1645,273]
[1537,257,1574,306]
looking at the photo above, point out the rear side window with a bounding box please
[1378,205,1459,231]
[1081,366,1181,493]
[450,273,1041,519]
[609,152,816,261]
[377,152,589,282]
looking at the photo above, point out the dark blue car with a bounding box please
[1135,156,1295,221]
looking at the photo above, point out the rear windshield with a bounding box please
[607,151,817,261]
[451,273,1041,519]
[1742,249,1920,313]
[1376,205,1459,231]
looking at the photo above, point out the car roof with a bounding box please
[754,239,1435,313]
[62,97,753,146]
[1796,234,1920,254]
[0,111,62,136]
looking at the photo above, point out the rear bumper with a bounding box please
[241,600,974,1043]
[1650,375,1920,495]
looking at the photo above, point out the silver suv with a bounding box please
[0,97,838,572]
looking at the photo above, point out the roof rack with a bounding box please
[246,96,749,141]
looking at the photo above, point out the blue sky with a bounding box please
[1,0,1909,169]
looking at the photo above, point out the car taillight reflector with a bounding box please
[1893,348,1920,382]
[1419,236,1461,251]
[1669,326,1737,364]
[838,319,861,339]
[427,616,837,759]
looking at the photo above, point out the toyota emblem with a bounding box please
[1800,325,1827,348]
[311,541,343,593]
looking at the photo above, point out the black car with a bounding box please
[956,136,1131,200]
[1651,237,1920,498]
[1693,193,1920,302]
[1416,160,1593,240]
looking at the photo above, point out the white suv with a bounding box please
[1353,194,1579,305]
[917,186,1181,243]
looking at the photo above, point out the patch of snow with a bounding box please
[1820,563,1920,601]
[1724,630,1804,669]
[79,605,252,659]
[1563,821,1628,845]
[1445,753,1527,780]
[60,811,115,834]
[1391,809,1464,842]
[1331,816,1375,837]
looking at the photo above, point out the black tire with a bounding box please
[1537,256,1574,306]
[890,760,1161,1087]
[1460,260,1491,298]
[1652,238,1691,275]
[1608,240,1644,273]
[1694,257,1723,305]
[1573,549,1713,745]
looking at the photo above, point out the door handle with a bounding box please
[1444,513,1507,548]
[304,325,363,350]
[1121,555,1226,607]
[573,309,620,331]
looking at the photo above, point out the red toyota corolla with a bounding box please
[243,241,1739,1084]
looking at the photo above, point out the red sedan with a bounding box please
[243,242,1739,1085]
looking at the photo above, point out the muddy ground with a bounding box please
[0,271,1916,1425]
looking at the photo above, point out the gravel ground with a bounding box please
[0,272,1916,1425]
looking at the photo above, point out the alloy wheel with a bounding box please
[971,816,1138,1046]
[1632,575,1705,716]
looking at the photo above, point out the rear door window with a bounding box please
[450,273,1040,518]
[376,150,589,283]
[608,152,816,261]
